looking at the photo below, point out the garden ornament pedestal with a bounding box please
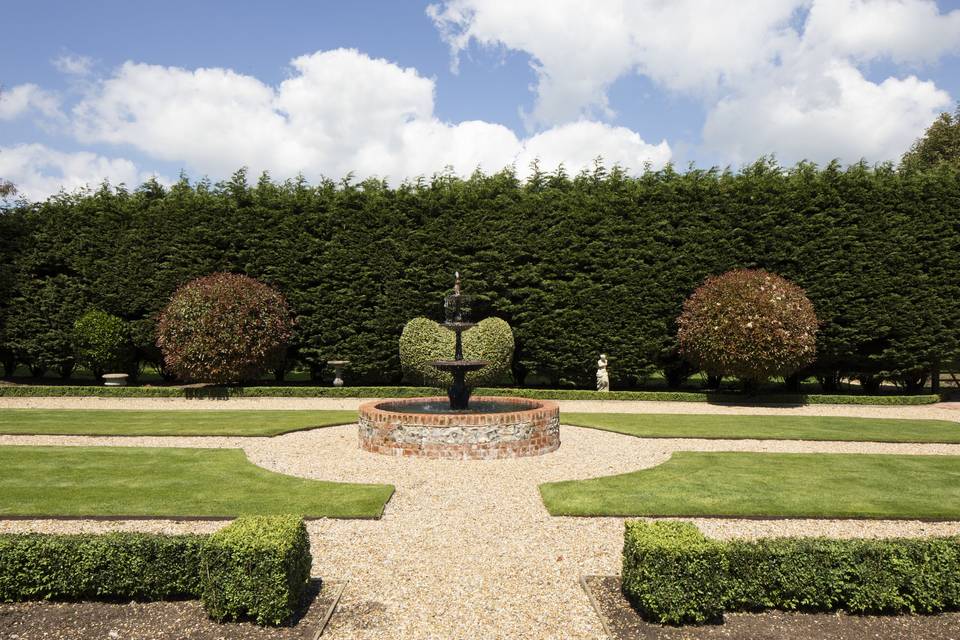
[102,373,129,387]
[327,360,349,387]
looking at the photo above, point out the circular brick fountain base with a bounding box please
[358,396,560,460]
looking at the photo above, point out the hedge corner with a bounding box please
[200,514,312,626]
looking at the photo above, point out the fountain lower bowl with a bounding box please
[358,396,560,460]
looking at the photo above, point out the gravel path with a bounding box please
[2,395,960,420]
[4,423,960,639]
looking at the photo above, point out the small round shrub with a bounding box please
[156,273,294,384]
[73,310,131,377]
[677,269,817,384]
[399,316,515,387]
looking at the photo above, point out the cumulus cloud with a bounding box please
[0,84,62,121]
[703,60,951,165]
[70,48,670,182]
[428,0,960,164]
[0,143,157,200]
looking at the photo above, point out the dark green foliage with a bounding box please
[1,163,959,389]
[0,532,205,602]
[73,309,132,377]
[622,521,960,625]
[200,515,312,626]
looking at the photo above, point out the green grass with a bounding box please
[0,410,358,437]
[562,412,960,443]
[539,452,960,519]
[0,446,393,518]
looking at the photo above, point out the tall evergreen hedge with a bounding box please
[0,160,957,388]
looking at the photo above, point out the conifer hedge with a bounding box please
[0,160,957,389]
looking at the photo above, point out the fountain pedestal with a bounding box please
[432,359,487,409]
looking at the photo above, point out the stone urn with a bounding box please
[327,360,350,387]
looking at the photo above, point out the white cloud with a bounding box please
[0,84,62,121]
[802,0,960,63]
[516,121,671,174]
[429,0,805,125]
[70,48,670,182]
[52,54,94,76]
[428,0,960,164]
[703,60,951,165]
[0,143,158,200]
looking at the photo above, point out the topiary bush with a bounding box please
[200,515,311,626]
[0,532,206,602]
[677,269,818,386]
[622,520,960,624]
[73,310,131,378]
[399,316,515,387]
[156,273,294,384]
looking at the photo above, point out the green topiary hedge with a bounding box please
[0,532,205,602]
[200,515,312,626]
[399,317,515,387]
[0,515,313,627]
[73,310,132,378]
[622,521,960,625]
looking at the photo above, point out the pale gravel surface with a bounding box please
[3,395,960,421]
[4,422,960,639]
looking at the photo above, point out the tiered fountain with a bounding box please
[358,273,560,460]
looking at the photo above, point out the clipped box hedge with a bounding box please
[0,532,205,602]
[0,515,312,627]
[622,521,960,625]
[0,384,940,405]
[200,515,312,625]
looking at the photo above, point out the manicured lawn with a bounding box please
[539,452,960,519]
[562,412,960,443]
[0,410,358,437]
[0,446,393,518]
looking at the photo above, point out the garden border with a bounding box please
[0,385,940,405]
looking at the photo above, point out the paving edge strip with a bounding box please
[314,580,346,639]
[579,575,614,640]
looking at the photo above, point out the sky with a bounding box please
[1,0,959,201]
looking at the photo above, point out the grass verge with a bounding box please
[562,413,960,443]
[0,446,393,518]
[539,451,960,519]
[0,409,357,437]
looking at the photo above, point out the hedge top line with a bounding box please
[0,385,940,405]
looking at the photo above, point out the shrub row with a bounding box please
[0,384,939,404]
[1,161,958,389]
[0,515,311,626]
[622,521,960,624]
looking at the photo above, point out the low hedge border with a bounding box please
[0,385,940,405]
[622,521,960,625]
[201,514,312,625]
[0,515,312,626]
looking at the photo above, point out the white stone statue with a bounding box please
[596,354,610,392]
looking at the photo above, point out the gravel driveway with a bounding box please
[4,413,960,639]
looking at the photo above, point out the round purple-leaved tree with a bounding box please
[677,269,818,385]
[157,273,294,384]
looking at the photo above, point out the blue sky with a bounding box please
[2,0,959,200]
